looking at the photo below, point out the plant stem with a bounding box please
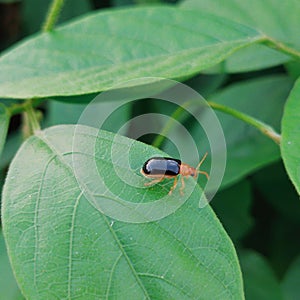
[24,102,41,133]
[208,101,281,144]
[8,99,43,116]
[261,36,300,61]
[9,99,42,138]
[42,0,65,32]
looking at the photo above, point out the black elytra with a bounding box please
[142,157,181,176]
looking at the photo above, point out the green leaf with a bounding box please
[211,180,253,241]
[281,255,300,300]
[0,103,10,159]
[2,125,244,299]
[181,0,300,72]
[0,231,24,300]
[281,78,300,195]
[0,6,262,99]
[239,250,283,300]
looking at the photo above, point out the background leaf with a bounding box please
[211,180,253,241]
[240,161,300,277]
[2,125,244,299]
[281,78,300,195]
[281,255,300,300]
[45,99,131,134]
[0,231,24,300]
[239,250,283,300]
[162,75,293,189]
[0,6,262,99]
[251,162,300,224]
[209,76,293,188]
[22,0,92,35]
[180,0,300,72]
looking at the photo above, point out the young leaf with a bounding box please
[2,125,244,299]
[181,0,300,72]
[281,78,300,195]
[0,103,10,159]
[0,6,262,99]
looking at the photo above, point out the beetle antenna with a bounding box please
[196,152,209,180]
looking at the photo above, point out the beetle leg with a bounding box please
[179,176,185,195]
[168,176,178,195]
[198,170,209,180]
[144,177,164,186]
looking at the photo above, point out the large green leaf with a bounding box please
[2,125,243,299]
[0,6,262,99]
[0,103,10,158]
[181,0,299,72]
[281,78,300,195]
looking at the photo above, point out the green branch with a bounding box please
[208,101,281,145]
[42,0,65,32]
[7,99,42,138]
[261,36,300,61]
[24,103,41,133]
[8,99,43,116]
[152,99,281,149]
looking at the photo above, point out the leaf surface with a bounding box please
[281,78,300,195]
[181,0,300,72]
[0,6,261,99]
[2,125,243,299]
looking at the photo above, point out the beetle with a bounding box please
[141,152,209,195]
